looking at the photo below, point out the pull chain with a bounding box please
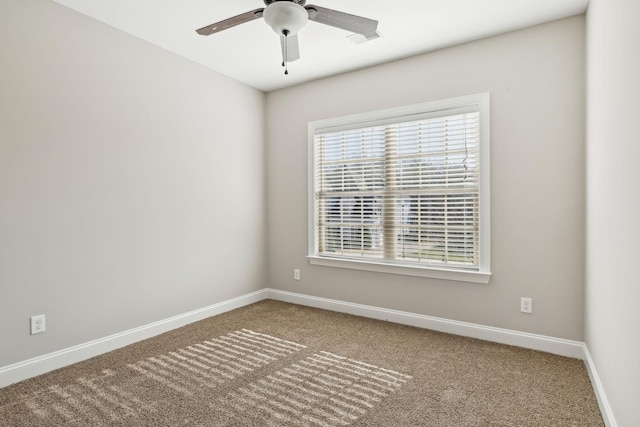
[282,29,289,75]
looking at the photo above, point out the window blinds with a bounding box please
[314,111,481,270]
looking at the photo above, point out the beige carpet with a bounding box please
[0,300,603,426]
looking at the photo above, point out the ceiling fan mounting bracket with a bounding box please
[264,0,307,6]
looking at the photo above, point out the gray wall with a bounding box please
[586,0,640,425]
[267,16,586,340]
[0,0,266,367]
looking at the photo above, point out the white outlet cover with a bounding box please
[30,314,46,335]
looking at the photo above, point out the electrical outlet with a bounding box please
[30,314,46,335]
[294,269,300,281]
[520,297,533,314]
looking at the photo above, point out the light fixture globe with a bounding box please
[263,1,308,36]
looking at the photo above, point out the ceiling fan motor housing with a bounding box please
[264,0,307,6]
[263,1,309,36]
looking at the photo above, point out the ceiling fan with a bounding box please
[196,0,379,75]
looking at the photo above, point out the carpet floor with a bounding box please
[0,300,604,426]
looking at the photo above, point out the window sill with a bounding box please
[307,256,491,284]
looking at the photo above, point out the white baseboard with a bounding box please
[266,289,586,359]
[0,289,268,389]
[583,345,618,427]
[2,286,608,425]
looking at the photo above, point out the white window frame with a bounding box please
[307,93,491,284]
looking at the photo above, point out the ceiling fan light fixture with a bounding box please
[263,1,308,36]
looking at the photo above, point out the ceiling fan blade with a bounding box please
[280,33,301,62]
[196,8,264,36]
[305,5,378,38]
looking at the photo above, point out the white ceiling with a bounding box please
[52,0,588,92]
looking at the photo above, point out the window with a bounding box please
[308,93,490,283]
